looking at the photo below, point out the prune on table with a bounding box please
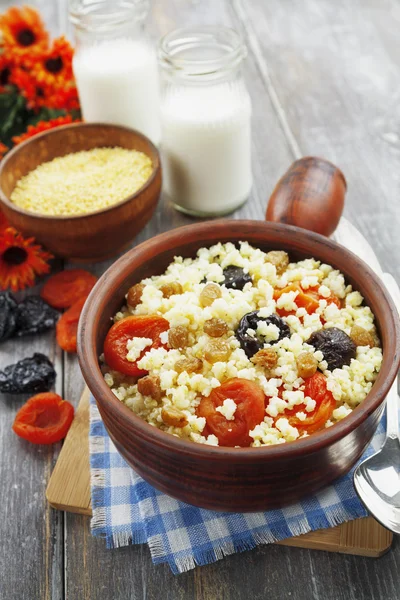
[235,311,290,358]
[307,327,356,371]
[16,296,59,337]
[222,266,252,290]
[0,353,56,394]
[0,292,18,342]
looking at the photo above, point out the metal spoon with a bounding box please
[353,379,400,533]
[353,272,400,533]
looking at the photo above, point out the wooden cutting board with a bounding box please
[46,388,393,557]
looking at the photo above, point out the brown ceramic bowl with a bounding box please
[0,123,161,262]
[78,220,400,512]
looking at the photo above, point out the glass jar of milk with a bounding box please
[69,0,160,145]
[159,27,252,216]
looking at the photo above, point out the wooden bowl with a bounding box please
[0,123,161,262]
[78,220,400,512]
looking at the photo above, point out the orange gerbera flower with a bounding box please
[0,54,13,92]
[0,227,53,292]
[32,36,74,88]
[9,66,48,110]
[12,115,80,145]
[0,6,49,59]
[49,84,80,111]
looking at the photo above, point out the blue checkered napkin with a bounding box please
[89,395,386,574]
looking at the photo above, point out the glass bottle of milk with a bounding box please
[158,27,252,216]
[69,0,160,145]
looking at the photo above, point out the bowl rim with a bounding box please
[0,122,161,221]
[78,219,400,460]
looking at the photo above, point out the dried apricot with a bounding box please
[41,269,97,309]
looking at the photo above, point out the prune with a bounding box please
[307,327,356,371]
[222,266,252,290]
[0,292,18,342]
[16,296,59,337]
[235,312,290,358]
[0,353,56,394]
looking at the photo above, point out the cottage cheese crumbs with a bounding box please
[103,241,383,448]
[216,398,237,420]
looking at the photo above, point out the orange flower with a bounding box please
[12,115,80,145]
[0,143,8,159]
[0,53,13,92]
[32,36,74,88]
[0,227,53,292]
[0,6,49,59]
[49,84,80,111]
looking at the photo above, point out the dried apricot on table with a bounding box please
[56,295,88,353]
[41,269,97,309]
[12,392,74,444]
[104,315,169,377]
[196,378,265,447]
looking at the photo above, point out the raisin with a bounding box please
[160,282,183,298]
[307,327,356,371]
[204,318,228,337]
[204,340,230,363]
[350,325,376,348]
[168,325,190,349]
[199,283,221,307]
[296,352,318,379]
[222,266,252,290]
[137,375,162,401]
[236,312,290,358]
[161,406,188,427]
[265,251,289,275]
[0,353,56,394]
[127,283,145,308]
[16,296,59,337]
[175,357,203,373]
[0,292,18,342]
[251,348,278,369]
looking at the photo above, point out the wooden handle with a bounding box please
[266,157,347,237]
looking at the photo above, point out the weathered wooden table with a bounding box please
[1,0,400,598]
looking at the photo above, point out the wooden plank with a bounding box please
[48,388,393,558]
[46,387,91,515]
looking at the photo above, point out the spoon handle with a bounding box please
[385,379,399,440]
[381,273,400,440]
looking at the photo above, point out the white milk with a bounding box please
[160,82,252,215]
[73,38,161,145]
